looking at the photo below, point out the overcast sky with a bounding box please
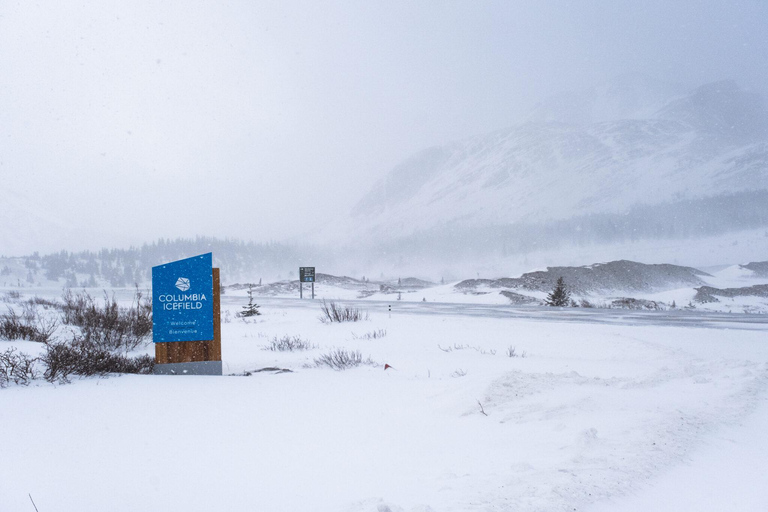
[1,0,767,255]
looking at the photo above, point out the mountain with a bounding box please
[658,80,768,141]
[0,187,85,257]
[527,74,687,125]
[344,80,768,257]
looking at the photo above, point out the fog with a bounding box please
[1,0,767,257]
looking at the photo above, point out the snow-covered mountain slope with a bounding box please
[527,74,687,126]
[0,187,81,257]
[346,81,768,245]
[0,186,150,258]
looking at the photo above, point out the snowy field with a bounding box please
[2,291,768,512]
[219,260,768,315]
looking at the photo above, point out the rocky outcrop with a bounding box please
[456,260,708,295]
[694,284,768,303]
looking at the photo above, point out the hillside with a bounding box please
[0,237,313,288]
[456,260,709,295]
[0,188,86,257]
[344,80,768,255]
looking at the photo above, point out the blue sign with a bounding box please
[152,253,214,343]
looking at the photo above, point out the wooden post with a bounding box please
[212,267,222,360]
[155,267,222,365]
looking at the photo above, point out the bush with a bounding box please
[27,296,60,309]
[0,348,39,387]
[1,288,155,387]
[263,335,314,352]
[0,304,58,343]
[351,329,387,340]
[2,336,154,387]
[314,348,375,370]
[608,297,663,310]
[319,300,369,323]
[2,290,21,301]
[60,288,152,352]
[42,336,154,383]
[438,343,496,355]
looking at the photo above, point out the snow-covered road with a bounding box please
[230,295,768,331]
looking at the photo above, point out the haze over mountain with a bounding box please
[527,74,688,126]
[339,79,768,263]
[0,188,83,257]
[4,1,768,261]
[4,76,768,280]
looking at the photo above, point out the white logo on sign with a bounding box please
[175,277,191,291]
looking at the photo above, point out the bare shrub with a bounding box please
[263,335,314,352]
[319,300,369,323]
[2,290,21,301]
[231,367,293,376]
[60,287,152,352]
[451,369,467,377]
[1,286,155,385]
[42,336,154,383]
[506,346,526,358]
[0,348,39,387]
[351,329,387,340]
[0,304,58,343]
[438,343,495,355]
[314,348,375,370]
[609,298,663,310]
[27,296,61,309]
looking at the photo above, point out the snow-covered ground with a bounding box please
[219,261,768,315]
[2,290,768,511]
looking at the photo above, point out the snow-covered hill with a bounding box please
[345,80,768,249]
[527,74,687,126]
[0,187,83,257]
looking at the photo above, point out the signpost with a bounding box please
[152,253,222,375]
[299,266,315,299]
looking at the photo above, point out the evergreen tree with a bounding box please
[64,270,78,288]
[545,277,570,307]
[240,284,261,317]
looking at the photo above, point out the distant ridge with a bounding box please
[456,260,709,294]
